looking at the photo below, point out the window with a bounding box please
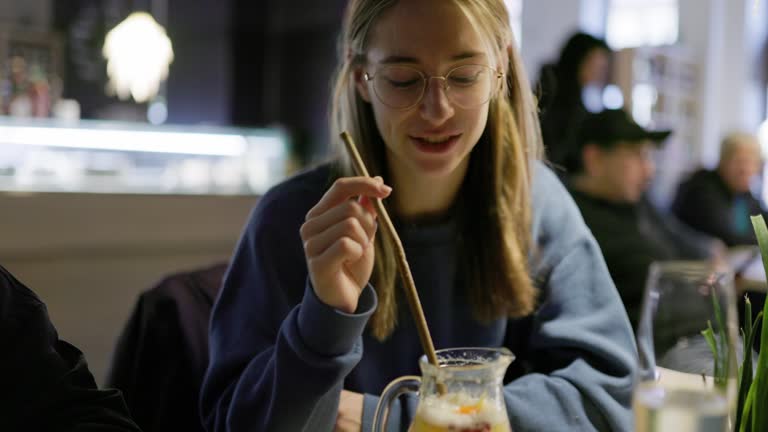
[504,0,523,47]
[606,0,678,49]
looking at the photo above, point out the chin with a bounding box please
[414,153,457,170]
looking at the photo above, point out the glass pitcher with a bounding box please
[372,347,514,432]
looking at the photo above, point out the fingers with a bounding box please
[307,235,369,277]
[304,215,372,258]
[301,200,377,252]
[358,195,376,215]
[306,176,391,220]
[336,390,364,432]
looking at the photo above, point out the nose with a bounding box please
[419,77,454,125]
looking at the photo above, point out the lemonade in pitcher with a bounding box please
[409,391,512,432]
[373,348,514,432]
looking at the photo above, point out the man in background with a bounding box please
[673,132,767,246]
[567,109,723,329]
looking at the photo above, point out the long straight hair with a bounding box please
[329,0,543,341]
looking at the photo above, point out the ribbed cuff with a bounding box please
[297,280,377,356]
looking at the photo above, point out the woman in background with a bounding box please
[537,32,611,172]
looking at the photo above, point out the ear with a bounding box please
[353,66,372,103]
[581,143,604,176]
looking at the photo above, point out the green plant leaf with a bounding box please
[748,215,768,430]
[710,287,729,387]
[736,299,760,431]
[702,320,717,362]
[741,383,754,432]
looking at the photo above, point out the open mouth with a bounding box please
[410,134,462,154]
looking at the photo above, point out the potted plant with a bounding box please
[706,215,768,431]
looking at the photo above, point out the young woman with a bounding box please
[200,1,636,430]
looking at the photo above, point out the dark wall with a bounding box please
[233,0,347,161]
[53,0,346,160]
[165,0,232,125]
[53,0,137,120]
[230,0,268,126]
[54,0,232,124]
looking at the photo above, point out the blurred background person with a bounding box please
[536,32,611,173]
[0,264,140,431]
[567,109,723,329]
[673,132,768,246]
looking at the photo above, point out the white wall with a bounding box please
[520,0,583,81]
[521,0,608,81]
[744,0,768,130]
[678,0,767,168]
[678,0,725,168]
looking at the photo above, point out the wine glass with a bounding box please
[634,260,738,432]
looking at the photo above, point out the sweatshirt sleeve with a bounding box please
[199,191,377,432]
[503,240,637,430]
[501,164,637,431]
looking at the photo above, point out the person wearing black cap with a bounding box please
[0,264,141,431]
[568,109,723,328]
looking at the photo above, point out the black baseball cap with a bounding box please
[577,109,672,149]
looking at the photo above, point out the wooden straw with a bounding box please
[340,131,440,370]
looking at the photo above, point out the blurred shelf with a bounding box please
[0,116,291,195]
[614,45,703,207]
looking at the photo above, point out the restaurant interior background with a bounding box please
[1,0,767,384]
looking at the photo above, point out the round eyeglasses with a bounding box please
[363,64,503,110]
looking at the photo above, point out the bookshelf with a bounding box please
[614,45,702,208]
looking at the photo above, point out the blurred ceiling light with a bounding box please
[602,85,625,110]
[103,12,174,103]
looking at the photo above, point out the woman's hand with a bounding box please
[335,390,364,432]
[300,176,391,313]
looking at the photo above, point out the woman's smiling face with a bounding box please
[356,0,498,185]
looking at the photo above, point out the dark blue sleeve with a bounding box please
[199,194,377,432]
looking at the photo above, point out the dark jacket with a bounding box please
[569,189,716,328]
[106,263,226,432]
[0,264,141,432]
[673,169,767,246]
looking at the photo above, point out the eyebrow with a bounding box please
[379,51,485,65]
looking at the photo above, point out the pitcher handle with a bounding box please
[371,375,421,432]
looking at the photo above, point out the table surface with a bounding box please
[728,246,766,293]
[656,366,715,391]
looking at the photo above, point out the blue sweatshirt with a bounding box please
[200,161,637,431]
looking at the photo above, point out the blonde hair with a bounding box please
[330,0,543,340]
[719,131,761,164]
